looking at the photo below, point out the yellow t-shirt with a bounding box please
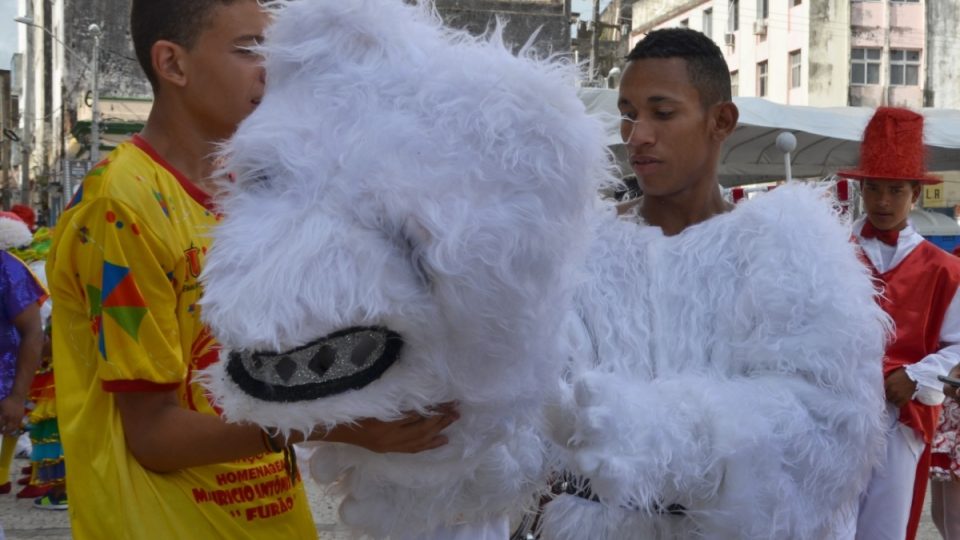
[47,136,317,539]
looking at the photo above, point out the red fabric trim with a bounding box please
[931,451,951,470]
[101,379,181,393]
[29,371,54,390]
[906,444,931,540]
[130,134,217,213]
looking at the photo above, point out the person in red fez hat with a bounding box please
[840,107,960,540]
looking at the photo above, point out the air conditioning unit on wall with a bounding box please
[724,32,736,46]
[753,19,767,36]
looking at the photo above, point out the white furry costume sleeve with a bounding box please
[198,1,611,538]
[543,184,890,540]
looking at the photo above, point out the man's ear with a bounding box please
[151,39,189,89]
[911,182,922,204]
[711,101,739,142]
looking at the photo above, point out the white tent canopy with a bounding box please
[578,89,960,187]
[910,209,960,236]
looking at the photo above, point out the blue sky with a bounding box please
[0,0,16,70]
[572,0,614,21]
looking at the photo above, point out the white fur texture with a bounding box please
[199,1,610,537]
[543,183,890,539]
[0,218,32,251]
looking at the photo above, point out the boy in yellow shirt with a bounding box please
[47,1,457,538]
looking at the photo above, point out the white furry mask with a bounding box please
[199,0,612,536]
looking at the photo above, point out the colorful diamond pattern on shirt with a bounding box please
[101,262,148,342]
[153,191,170,217]
[66,185,84,211]
[85,284,105,358]
[87,159,109,178]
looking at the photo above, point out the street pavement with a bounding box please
[0,452,946,539]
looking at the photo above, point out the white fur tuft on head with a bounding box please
[0,214,33,251]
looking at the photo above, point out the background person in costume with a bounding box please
[198,1,606,538]
[932,383,960,539]
[541,28,889,539]
[46,1,456,538]
[839,107,960,540]
[21,332,65,510]
[0,212,46,497]
[9,225,65,509]
[938,362,960,538]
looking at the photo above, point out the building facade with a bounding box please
[628,0,958,109]
[628,0,960,209]
[0,69,16,209]
[14,0,150,221]
[433,0,572,56]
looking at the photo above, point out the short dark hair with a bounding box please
[130,0,244,89]
[625,28,732,108]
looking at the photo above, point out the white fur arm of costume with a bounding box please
[548,184,890,538]
[557,369,879,537]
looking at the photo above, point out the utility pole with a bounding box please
[589,0,601,82]
[20,2,36,206]
[89,23,101,163]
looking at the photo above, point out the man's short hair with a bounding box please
[625,28,732,108]
[130,0,244,89]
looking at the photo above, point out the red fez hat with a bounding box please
[10,204,36,231]
[837,107,941,185]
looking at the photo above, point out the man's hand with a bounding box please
[0,394,24,436]
[318,402,460,454]
[885,368,917,408]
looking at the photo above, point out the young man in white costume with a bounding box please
[839,107,960,540]
[541,28,890,539]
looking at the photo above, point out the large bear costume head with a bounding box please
[199,0,612,536]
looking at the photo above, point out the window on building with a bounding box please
[851,48,881,85]
[731,70,739,97]
[703,9,713,39]
[789,50,802,89]
[757,61,768,96]
[757,0,769,19]
[889,49,920,85]
[729,0,740,31]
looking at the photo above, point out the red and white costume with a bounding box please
[853,218,960,540]
[838,106,959,540]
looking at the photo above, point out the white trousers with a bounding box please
[855,404,924,540]
[399,515,509,540]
